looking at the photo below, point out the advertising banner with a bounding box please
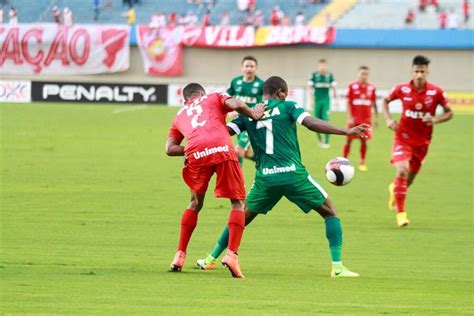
[0,24,130,74]
[0,80,31,103]
[31,81,167,104]
[137,26,335,77]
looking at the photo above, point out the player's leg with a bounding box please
[284,175,358,277]
[320,100,331,147]
[197,177,281,270]
[343,138,352,158]
[170,164,213,271]
[393,160,410,227]
[213,160,249,278]
[236,132,251,165]
[170,190,206,272]
[359,139,368,171]
[314,101,323,144]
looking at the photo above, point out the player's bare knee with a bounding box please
[231,199,245,211]
[188,196,204,211]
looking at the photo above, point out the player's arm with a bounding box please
[425,104,453,126]
[331,81,338,100]
[165,137,184,156]
[382,95,398,131]
[224,98,266,120]
[372,99,379,127]
[301,116,369,138]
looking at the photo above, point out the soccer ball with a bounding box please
[325,157,354,186]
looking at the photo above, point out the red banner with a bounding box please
[0,24,130,75]
[137,25,335,76]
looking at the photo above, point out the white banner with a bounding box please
[0,24,130,75]
[0,80,31,103]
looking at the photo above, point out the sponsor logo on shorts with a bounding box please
[193,145,229,160]
[262,163,296,175]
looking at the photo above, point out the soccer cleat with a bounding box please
[196,254,219,270]
[388,183,396,211]
[320,142,330,149]
[169,250,186,272]
[221,250,245,279]
[358,164,368,172]
[331,264,360,278]
[396,212,410,227]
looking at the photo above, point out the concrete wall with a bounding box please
[3,46,473,91]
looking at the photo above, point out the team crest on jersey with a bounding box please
[424,97,433,105]
[426,89,437,96]
[415,103,423,110]
[253,82,260,87]
[401,86,411,94]
[251,88,259,94]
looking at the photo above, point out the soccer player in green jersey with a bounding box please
[197,76,368,277]
[227,56,265,165]
[307,59,338,148]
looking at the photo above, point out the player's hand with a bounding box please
[386,118,398,131]
[227,111,239,120]
[347,123,370,139]
[251,103,267,120]
[347,117,354,127]
[423,115,436,126]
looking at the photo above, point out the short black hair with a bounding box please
[359,65,369,70]
[263,76,288,96]
[242,55,258,65]
[412,55,430,66]
[183,83,205,102]
[319,58,327,63]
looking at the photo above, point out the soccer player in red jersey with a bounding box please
[165,83,265,278]
[343,66,378,171]
[383,56,453,227]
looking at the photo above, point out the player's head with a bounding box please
[358,66,369,83]
[263,76,288,100]
[183,83,206,102]
[411,55,430,86]
[241,56,258,79]
[318,59,328,73]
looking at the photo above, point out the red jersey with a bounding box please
[388,80,448,146]
[346,81,376,124]
[168,93,238,166]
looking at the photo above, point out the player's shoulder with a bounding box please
[426,82,445,93]
[392,82,411,94]
[230,75,243,85]
[348,81,359,89]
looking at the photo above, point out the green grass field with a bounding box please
[1,103,473,315]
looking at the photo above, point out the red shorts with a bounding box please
[346,122,372,141]
[390,139,429,174]
[182,159,246,200]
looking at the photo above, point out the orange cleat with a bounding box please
[169,250,186,272]
[221,250,245,279]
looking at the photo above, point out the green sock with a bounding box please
[238,157,244,165]
[324,133,330,145]
[317,133,322,143]
[325,217,342,263]
[210,226,229,259]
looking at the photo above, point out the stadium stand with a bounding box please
[2,0,326,26]
[308,0,357,27]
[337,0,473,29]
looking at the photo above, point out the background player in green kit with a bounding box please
[227,56,265,165]
[197,76,369,277]
[307,59,338,148]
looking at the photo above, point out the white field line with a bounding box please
[112,105,148,114]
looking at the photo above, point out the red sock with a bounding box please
[394,177,408,213]
[343,144,350,158]
[177,209,199,252]
[360,143,367,164]
[227,210,245,253]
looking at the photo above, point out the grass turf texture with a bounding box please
[1,103,472,314]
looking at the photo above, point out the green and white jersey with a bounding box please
[228,99,311,186]
[307,72,335,101]
[227,75,264,107]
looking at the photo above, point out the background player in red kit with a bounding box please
[383,56,453,227]
[165,83,265,278]
[343,66,378,171]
